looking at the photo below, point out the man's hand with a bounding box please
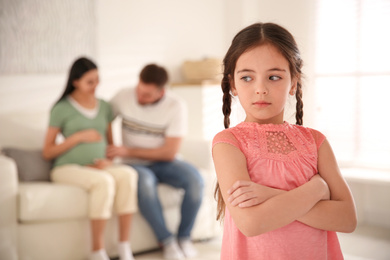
[106,145,130,159]
[227,180,281,208]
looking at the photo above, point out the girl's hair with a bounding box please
[56,57,98,103]
[215,22,304,221]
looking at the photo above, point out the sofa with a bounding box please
[0,112,221,260]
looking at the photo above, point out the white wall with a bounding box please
[95,0,227,96]
[0,0,315,141]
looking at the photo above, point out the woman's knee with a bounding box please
[93,173,115,196]
[125,166,138,185]
[109,165,138,186]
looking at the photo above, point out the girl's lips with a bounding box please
[253,101,271,107]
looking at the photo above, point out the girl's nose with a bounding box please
[255,84,268,95]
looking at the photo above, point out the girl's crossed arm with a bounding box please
[297,139,357,232]
[226,139,357,234]
[213,142,329,237]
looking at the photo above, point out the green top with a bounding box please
[50,98,114,168]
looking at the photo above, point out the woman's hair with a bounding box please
[140,64,169,88]
[56,57,98,103]
[215,22,304,221]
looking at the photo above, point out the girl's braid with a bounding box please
[295,81,303,125]
[222,75,232,129]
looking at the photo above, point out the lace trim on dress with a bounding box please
[266,131,297,155]
[233,121,317,162]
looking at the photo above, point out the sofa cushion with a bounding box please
[18,182,183,222]
[2,148,52,181]
[19,182,88,222]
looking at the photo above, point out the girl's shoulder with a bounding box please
[213,128,241,149]
[213,122,279,146]
[292,123,325,137]
[291,124,326,150]
[212,123,259,150]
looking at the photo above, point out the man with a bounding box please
[107,64,204,260]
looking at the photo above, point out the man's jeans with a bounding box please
[131,159,204,243]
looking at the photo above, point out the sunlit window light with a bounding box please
[314,0,390,169]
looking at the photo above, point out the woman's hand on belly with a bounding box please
[88,158,113,169]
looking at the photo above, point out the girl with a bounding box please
[42,57,138,260]
[212,23,357,260]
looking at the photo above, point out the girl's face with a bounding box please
[73,69,99,96]
[232,44,297,124]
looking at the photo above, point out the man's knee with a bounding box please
[134,167,158,198]
[177,161,204,196]
[181,162,203,185]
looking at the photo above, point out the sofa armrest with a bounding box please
[0,154,18,219]
[179,139,214,172]
[0,155,18,260]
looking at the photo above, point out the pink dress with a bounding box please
[213,122,343,260]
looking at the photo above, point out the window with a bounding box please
[314,0,390,169]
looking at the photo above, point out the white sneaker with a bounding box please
[163,240,185,260]
[90,249,110,260]
[179,239,198,258]
[118,242,135,260]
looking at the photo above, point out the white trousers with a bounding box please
[51,164,138,219]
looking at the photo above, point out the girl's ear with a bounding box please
[229,74,237,96]
[289,78,298,96]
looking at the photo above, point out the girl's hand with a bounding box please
[76,129,102,143]
[89,158,113,169]
[310,174,330,200]
[227,180,281,208]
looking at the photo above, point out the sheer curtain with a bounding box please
[314,0,390,169]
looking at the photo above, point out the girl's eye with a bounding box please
[269,75,281,81]
[241,76,252,82]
